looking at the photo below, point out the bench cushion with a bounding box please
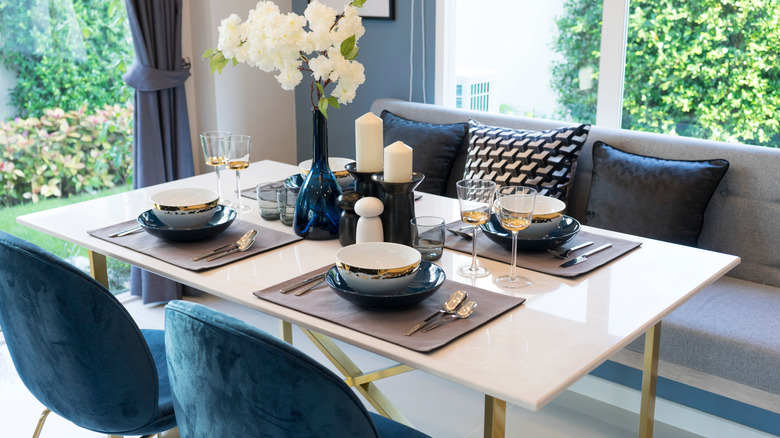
[381,110,469,196]
[464,120,590,201]
[626,276,780,394]
[585,141,729,246]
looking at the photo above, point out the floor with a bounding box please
[1,292,775,438]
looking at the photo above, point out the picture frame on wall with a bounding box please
[317,0,395,20]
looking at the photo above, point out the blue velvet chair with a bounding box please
[165,300,431,437]
[0,232,176,437]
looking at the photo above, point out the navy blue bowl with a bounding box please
[326,261,446,310]
[138,205,236,242]
[480,214,580,251]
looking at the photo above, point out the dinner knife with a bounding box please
[559,243,612,267]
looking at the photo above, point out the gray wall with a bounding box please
[291,0,436,163]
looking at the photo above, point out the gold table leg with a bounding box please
[300,327,415,426]
[484,395,506,438]
[88,250,109,290]
[639,321,661,438]
[279,320,293,344]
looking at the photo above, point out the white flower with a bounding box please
[212,0,366,112]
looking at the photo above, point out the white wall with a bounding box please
[183,0,298,175]
[0,67,16,120]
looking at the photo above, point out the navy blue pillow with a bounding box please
[381,110,469,196]
[586,141,729,246]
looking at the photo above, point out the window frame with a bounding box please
[435,0,631,128]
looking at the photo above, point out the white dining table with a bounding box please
[17,160,740,438]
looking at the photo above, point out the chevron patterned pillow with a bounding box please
[464,120,591,201]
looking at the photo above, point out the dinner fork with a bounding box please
[547,241,594,259]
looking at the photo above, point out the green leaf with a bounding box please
[340,35,356,59]
[351,0,366,7]
[318,98,329,118]
[232,57,239,67]
[202,48,216,59]
[327,96,340,109]
[208,52,229,74]
[316,82,325,96]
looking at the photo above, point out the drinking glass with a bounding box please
[200,131,231,206]
[224,134,252,213]
[456,179,497,278]
[411,216,446,261]
[494,186,537,289]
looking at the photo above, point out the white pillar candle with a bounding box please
[355,112,384,172]
[383,141,413,183]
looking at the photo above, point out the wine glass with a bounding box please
[224,134,252,213]
[494,186,537,289]
[456,179,497,278]
[200,131,231,206]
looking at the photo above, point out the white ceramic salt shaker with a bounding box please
[354,197,384,243]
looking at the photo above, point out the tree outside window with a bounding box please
[552,0,780,149]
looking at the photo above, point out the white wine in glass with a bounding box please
[224,134,252,213]
[494,186,536,289]
[200,131,231,206]
[456,179,497,278]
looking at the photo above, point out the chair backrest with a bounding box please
[0,231,160,433]
[165,300,381,438]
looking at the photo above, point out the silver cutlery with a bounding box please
[447,226,474,240]
[200,230,258,262]
[560,243,612,267]
[280,272,327,294]
[404,290,468,336]
[422,300,477,332]
[108,225,143,238]
[192,230,257,261]
[294,277,327,296]
[547,241,594,259]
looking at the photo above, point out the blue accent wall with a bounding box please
[292,0,436,162]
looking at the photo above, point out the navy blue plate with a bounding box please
[326,261,446,310]
[480,214,581,251]
[137,205,237,242]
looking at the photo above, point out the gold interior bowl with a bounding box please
[335,242,422,295]
[299,157,354,190]
[519,195,566,237]
[150,188,219,229]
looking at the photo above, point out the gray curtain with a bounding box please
[124,0,195,304]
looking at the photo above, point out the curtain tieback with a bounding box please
[124,62,191,91]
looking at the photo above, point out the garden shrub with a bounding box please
[552,0,780,148]
[0,103,133,204]
[0,0,133,118]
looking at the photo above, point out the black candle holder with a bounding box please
[345,162,382,200]
[372,172,425,246]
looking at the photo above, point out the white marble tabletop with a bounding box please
[17,160,740,411]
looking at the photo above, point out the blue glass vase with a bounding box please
[293,108,342,239]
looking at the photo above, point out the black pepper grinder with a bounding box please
[337,191,362,246]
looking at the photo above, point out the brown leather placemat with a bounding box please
[88,219,301,271]
[444,222,642,277]
[253,265,525,353]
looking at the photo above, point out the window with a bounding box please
[438,0,780,148]
[0,0,135,292]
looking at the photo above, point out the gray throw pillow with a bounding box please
[465,120,591,201]
[586,141,729,246]
[381,110,469,196]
